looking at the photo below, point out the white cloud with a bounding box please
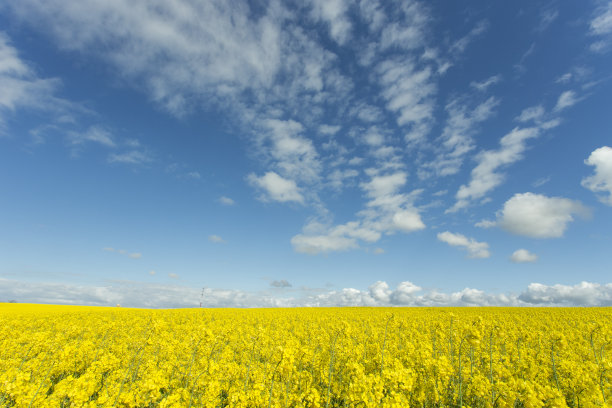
[391,210,425,232]
[556,73,572,84]
[554,90,578,112]
[497,192,588,238]
[218,196,235,206]
[375,1,430,52]
[0,32,68,129]
[318,124,341,135]
[361,171,407,198]
[4,278,608,308]
[248,171,304,204]
[532,176,551,187]
[108,150,153,165]
[327,168,358,190]
[372,247,385,255]
[591,2,612,35]
[437,231,490,259]
[518,281,612,306]
[257,119,321,185]
[294,171,425,254]
[510,249,538,263]
[291,233,358,254]
[430,96,499,176]
[208,235,226,244]
[67,125,116,148]
[309,0,352,45]
[470,75,501,92]
[582,146,612,205]
[368,280,391,303]
[103,247,142,259]
[515,105,545,123]
[350,103,383,123]
[475,219,496,228]
[185,171,200,180]
[536,8,558,32]
[292,176,425,255]
[451,20,489,54]
[590,1,612,52]
[375,57,436,142]
[449,127,540,212]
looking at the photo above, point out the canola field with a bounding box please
[0,304,610,408]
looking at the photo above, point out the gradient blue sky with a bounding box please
[1,0,611,307]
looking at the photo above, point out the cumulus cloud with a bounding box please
[292,171,425,255]
[248,171,304,204]
[582,146,612,205]
[518,281,612,306]
[437,231,490,259]
[497,192,588,238]
[510,249,538,263]
[3,278,609,307]
[361,172,407,198]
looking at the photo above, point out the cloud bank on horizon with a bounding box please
[0,0,611,307]
[1,278,611,308]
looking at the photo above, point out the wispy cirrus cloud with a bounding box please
[448,127,540,212]
[589,1,612,52]
[0,31,74,132]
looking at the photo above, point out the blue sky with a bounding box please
[1,0,611,307]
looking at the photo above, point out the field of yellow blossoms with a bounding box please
[0,304,610,408]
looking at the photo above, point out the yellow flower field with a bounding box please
[0,304,610,408]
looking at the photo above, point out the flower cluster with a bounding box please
[0,304,610,407]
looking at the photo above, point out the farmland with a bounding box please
[1,304,610,407]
